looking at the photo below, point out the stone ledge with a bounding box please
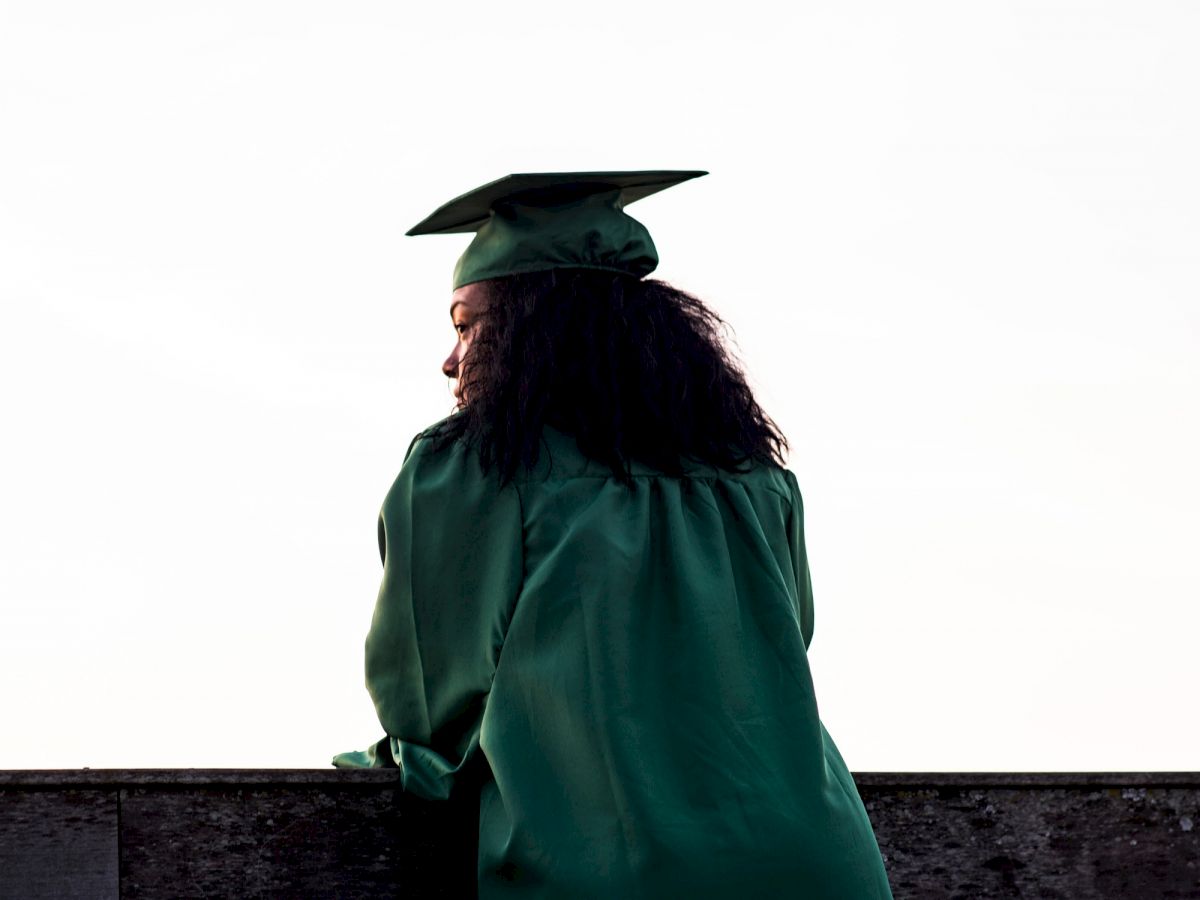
[3,770,1198,898]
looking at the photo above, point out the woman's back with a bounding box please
[366,427,892,898]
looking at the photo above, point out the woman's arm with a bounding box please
[333,434,524,800]
[785,470,816,650]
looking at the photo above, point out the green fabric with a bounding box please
[452,189,657,289]
[334,425,893,899]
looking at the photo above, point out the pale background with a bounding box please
[1,1,1196,770]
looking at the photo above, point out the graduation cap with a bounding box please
[407,170,707,289]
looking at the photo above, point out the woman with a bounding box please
[335,172,894,899]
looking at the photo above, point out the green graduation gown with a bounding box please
[335,425,893,899]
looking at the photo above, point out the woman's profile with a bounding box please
[335,171,894,899]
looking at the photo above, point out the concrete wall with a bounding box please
[2,770,1197,898]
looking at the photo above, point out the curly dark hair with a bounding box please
[426,268,788,484]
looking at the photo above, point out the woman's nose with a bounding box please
[442,347,460,379]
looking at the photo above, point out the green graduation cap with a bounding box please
[407,170,707,289]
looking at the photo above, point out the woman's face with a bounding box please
[442,282,488,404]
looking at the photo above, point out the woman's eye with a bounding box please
[455,323,469,335]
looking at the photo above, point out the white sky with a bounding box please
[1,1,1197,771]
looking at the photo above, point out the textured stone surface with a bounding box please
[2,771,1199,898]
[857,775,1200,899]
[0,789,118,900]
[120,784,476,899]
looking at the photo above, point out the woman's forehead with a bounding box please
[449,282,488,317]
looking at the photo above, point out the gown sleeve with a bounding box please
[784,470,816,650]
[331,434,524,800]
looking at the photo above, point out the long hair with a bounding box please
[426,269,788,484]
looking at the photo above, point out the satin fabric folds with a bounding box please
[334,425,893,899]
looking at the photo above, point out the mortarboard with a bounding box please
[406,170,707,289]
